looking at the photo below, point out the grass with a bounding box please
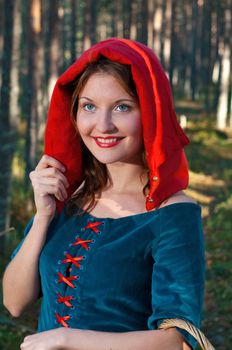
[1,116,232,349]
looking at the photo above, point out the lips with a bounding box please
[94,137,124,142]
[93,136,125,148]
[93,136,125,140]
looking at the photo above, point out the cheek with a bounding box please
[76,116,92,135]
[121,114,142,136]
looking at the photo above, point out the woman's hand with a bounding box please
[20,328,68,350]
[29,154,69,219]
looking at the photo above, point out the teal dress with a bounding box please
[10,202,205,349]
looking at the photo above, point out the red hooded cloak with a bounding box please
[44,37,189,213]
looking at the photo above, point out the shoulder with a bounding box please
[159,191,197,209]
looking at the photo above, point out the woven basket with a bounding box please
[158,318,216,350]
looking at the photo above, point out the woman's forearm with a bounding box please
[2,214,53,317]
[60,327,185,350]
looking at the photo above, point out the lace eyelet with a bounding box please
[82,255,86,260]
[71,305,76,310]
[92,239,95,243]
[57,260,62,265]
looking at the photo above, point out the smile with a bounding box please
[93,137,125,148]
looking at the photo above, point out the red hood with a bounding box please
[44,37,189,213]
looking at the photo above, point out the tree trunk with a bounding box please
[140,0,148,44]
[0,0,4,85]
[44,0,59,100]
[169,0,177,90]
[71,0,77,62]
[160,0,167,69]
[83,0,97,50]
[163,0,172,71]
[129,0,137,40]
[112,0,123,38]
[216,44,230,129]
[147,0,155,49]
[24,0,42,187]
[10,0,21,129]
[200,0,212,111]
[0,0,15,255]
[190,0,198,100]
[123,0,132,39]
[212,1,224,110]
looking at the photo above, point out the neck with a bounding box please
[105,160,148,194]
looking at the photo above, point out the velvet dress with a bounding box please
[11,202,205,349]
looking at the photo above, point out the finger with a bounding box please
[37,178,68,200]
[35,183,66,201]
[35,154,66,172]
[35,167,69,188]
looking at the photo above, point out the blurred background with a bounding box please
[0,0,231,349]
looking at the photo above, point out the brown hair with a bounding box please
[66,56,149,217]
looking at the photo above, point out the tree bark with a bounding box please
[123,0,132,39]
[0,0,4,84]
[129,0,137,40]
[190,0,198,100]
[112,0,123,38]
[9,0,21,129]
[216,44,230,129]
[160,0,167,69]
[44,0,59,99]
[140,0,148,45]
[200,0,212,111]
[83,0,97,50]
[169,0,177,90]
[24,0,43,187]
[71,0,77,62]
[0,0,15,255]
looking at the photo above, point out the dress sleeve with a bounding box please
[147,203,206,349]
[10,216,35,260]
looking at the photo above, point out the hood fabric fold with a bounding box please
[44,37,189,213]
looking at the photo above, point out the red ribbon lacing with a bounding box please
[57,293,73,308]
[55,220,104,327]
[56,312,71,328]
[72,237,93,250]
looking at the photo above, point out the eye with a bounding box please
[82,103,95,112]
[115,104,131,112]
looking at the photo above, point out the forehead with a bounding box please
[80,73,131,97]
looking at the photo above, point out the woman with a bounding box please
[3,38,205,350]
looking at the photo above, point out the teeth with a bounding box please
[96,138,121,143]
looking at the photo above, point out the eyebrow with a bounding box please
[79,97,135,103]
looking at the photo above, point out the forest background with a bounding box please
[0,0,232,349]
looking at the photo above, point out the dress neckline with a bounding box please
[80,202,200,222]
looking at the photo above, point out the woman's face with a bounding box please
[76,72,143,165]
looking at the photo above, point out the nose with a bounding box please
[95,109,117,133]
